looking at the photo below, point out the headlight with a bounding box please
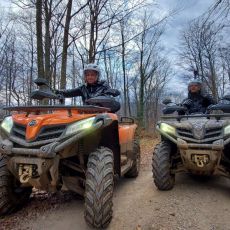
[160,123,176,135]
[224,125,230,135]
[65,117,95,135]
[1,116,13,134]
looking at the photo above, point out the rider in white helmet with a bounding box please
[56,63,120,104]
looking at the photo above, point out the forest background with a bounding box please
[0,0,229,130]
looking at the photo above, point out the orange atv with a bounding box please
[0,80,140,228]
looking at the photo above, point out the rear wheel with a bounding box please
[0,156,32,215]
[84,147,114,228]
[125,140,140,178]
[152,141,175,190]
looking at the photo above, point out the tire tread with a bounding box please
[152,141,175,190]
[84,147,114,228]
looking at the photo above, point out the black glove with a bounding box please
[104,88,120,96]
[206,104,214,111]
[54,90,65,100]
[182,99,193,108]
[55,89,63,95]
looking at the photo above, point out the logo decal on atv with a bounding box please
[192,123,205,139]
[28,120,37,127]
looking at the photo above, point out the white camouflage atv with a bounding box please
[152,96,230,190]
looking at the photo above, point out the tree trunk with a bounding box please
[209,61,219,100]
[121,22,127,116]
[60,0,73,89]
[36,0,44,78]
[138,69,145,127]
[44,0,52,83]
[138,38,145,127]
[29,37,34,105]
[88,0,99,63]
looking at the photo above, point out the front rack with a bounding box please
[3,105,110,117]
[161,113,230,121]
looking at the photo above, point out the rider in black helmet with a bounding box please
[181,79,215,114]
[56,63,120,104]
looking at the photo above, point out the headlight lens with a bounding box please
[65,117,95,135]
[224,125,230,135]
[160,123,176,135]
[1,116,13,134]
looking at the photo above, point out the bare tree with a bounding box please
[133,12,165,127]
[179,19,224,100]
[36,0,45,79]
[0,0,172,132]
[60,0,73,89]
[206,0,230,24]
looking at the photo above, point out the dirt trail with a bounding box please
[1,138,230,230]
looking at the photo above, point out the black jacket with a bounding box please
[59,81,120,103]
[182,92,215,114]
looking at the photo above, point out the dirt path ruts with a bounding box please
[14,170,230,230]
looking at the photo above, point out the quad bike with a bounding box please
[0,79,140,228]
[152,97,230,190]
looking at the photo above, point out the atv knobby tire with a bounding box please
[0,156,32,215]
[152,141,175,190]
[125,140,140,178]
[84,147,114,228]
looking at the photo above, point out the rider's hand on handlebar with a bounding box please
[104,89,115,95]
[55,89,63,95]
[206,104,214,112]
[182,99,193,108]
[104,88,120,96]
[54,90,65,100]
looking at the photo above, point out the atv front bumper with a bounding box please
[157,127,229,175]
[176,138,224,174]
[7,155,60,191]
[0,121,103,158]
[177,138,224,150]
[0,121,103,190]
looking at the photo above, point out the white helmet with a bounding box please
[188,79,202,90]
[188,79,202,87]
[83,63,100,79]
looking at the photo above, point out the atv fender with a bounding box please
[100,119,121,176]
[119,123,137,155]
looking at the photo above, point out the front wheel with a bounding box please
[152,141,175,190]
[0,156,32,215]
[84,147,114,228]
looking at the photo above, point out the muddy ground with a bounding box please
[1,137,230,230]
